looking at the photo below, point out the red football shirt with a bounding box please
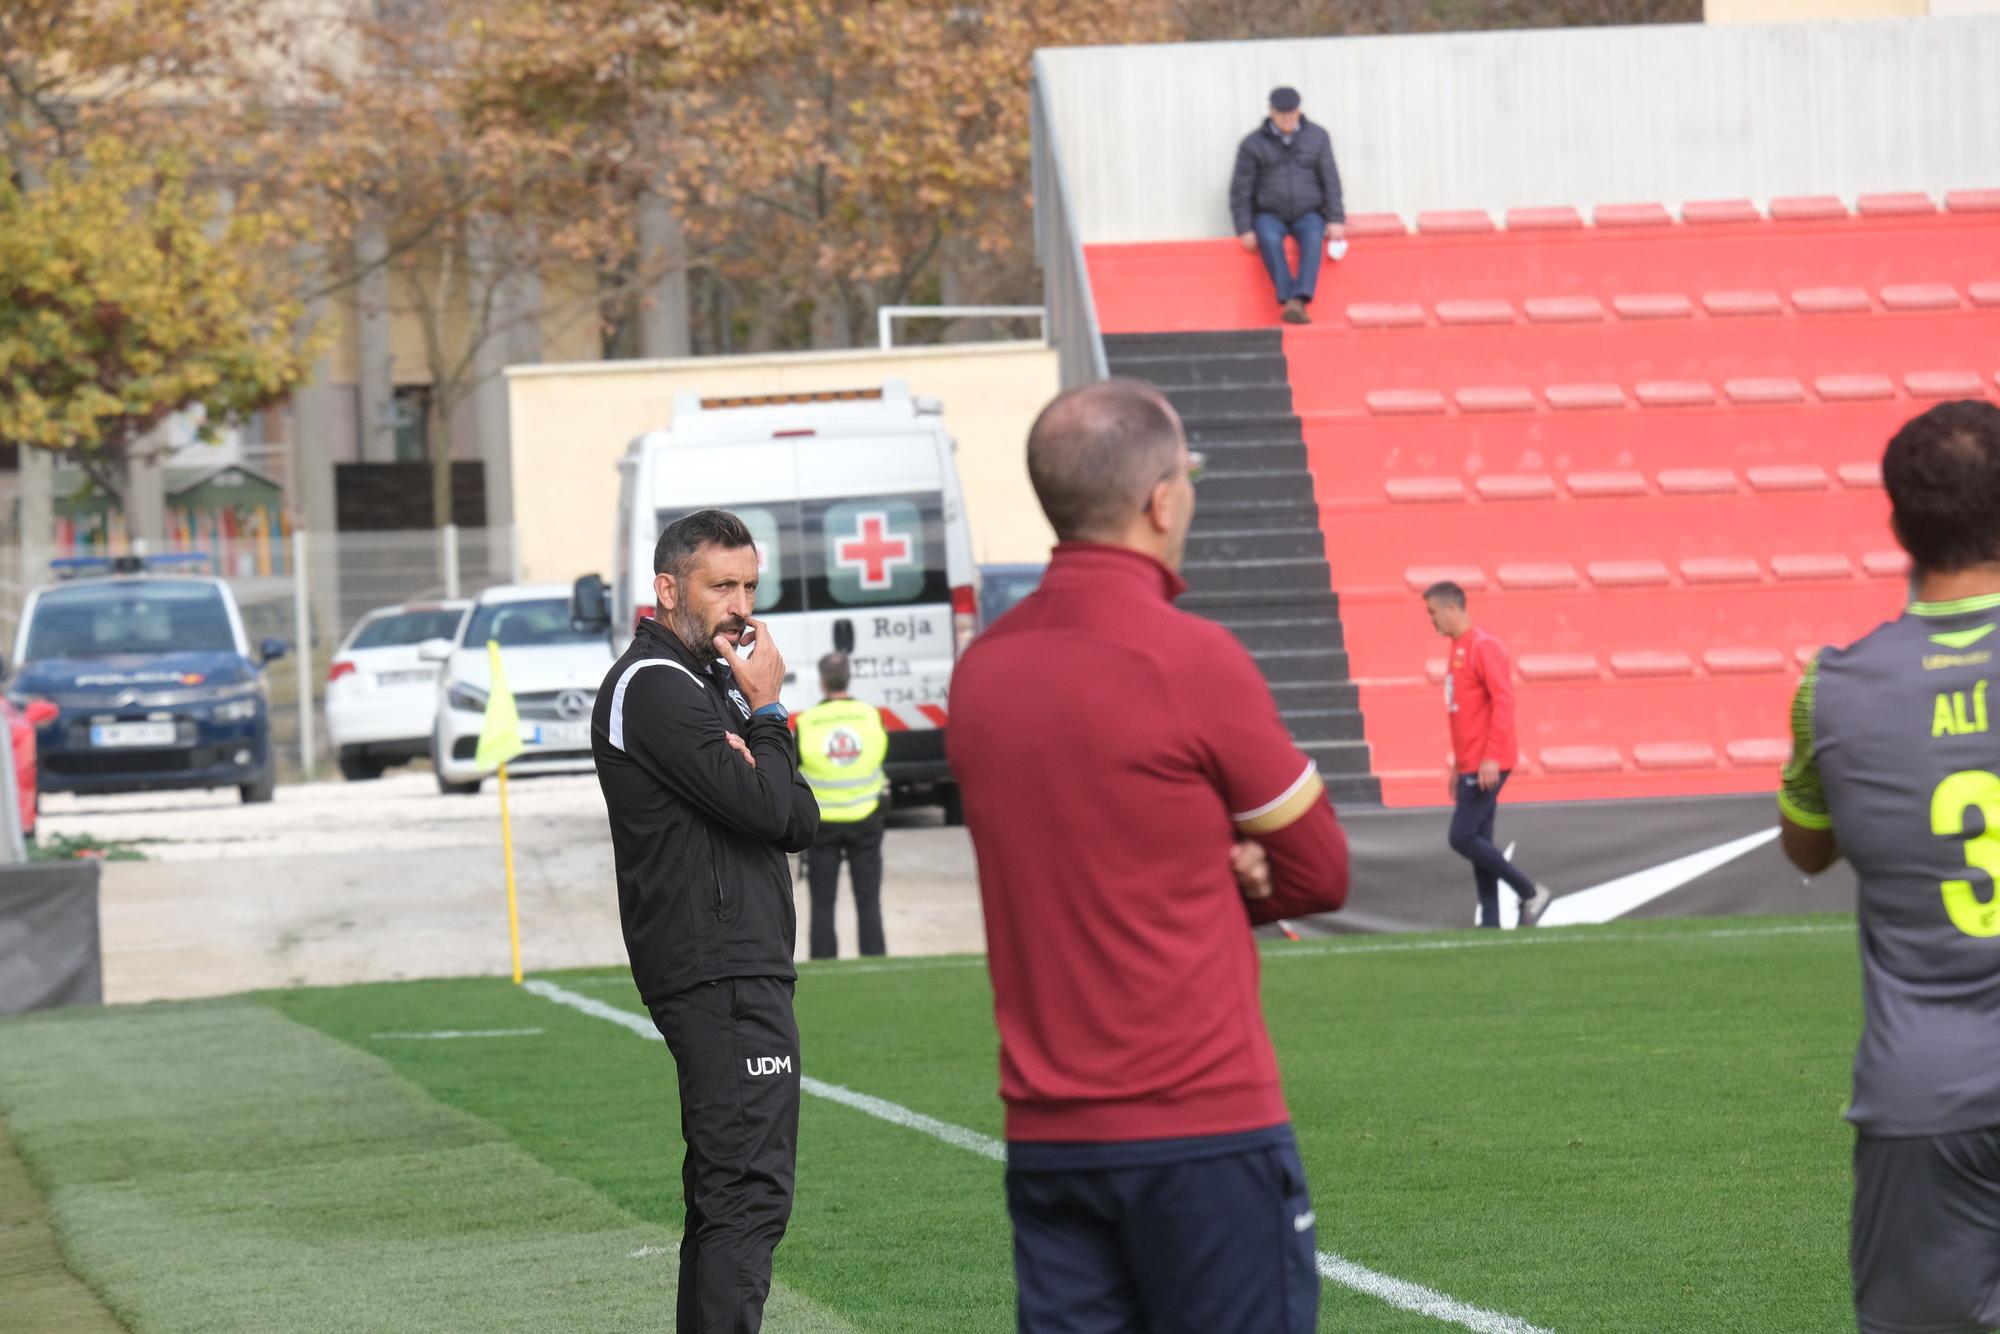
[948,543,1349,1143]
[1446,627,1519,773]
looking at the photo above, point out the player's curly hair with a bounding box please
[1883,401,2000,575]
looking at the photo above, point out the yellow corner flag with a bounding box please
[475,640,527,771]
[477,640,527,984]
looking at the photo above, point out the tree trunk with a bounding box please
[636,179,692,359]
[430,394,454,530]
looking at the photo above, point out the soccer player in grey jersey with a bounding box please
[1779,400,2000,1334]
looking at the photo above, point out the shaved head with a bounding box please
[1026,378,1186,542]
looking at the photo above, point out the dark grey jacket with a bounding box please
[1229,117,1344,233]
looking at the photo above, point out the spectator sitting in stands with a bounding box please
[1230,86,1346,326]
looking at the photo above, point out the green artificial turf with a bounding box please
[1,915,1863,1332]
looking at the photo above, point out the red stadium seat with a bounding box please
[1436,299,1516,326]
[1506,206,1585,231]
[1881,284,1961,311]
[1704,290,1784,317]
[1770,553,1855,581]
[1366,388,1448,416]
[1588,560,1671,587]
[1519,653,1601,680]
[1905,370,1984,398]
[1746,464,1830,491]
[1636,380,1717,407]
[1634,742,1718,770]
[1682,199,1760,225]
[1385,477,1467,503]
[1497,562,1581,590]
[1726,378,1807,405]
[1595,202,1673,228]
[1474,473,1557,499]
[1613,293,1694,320]
[1542,746,1623,773]
[1347,212,1409,236]
[1858,193,1937,217]
[1793,286,1871,314]
[1568,472,1649,498]
[1346,302,1427,328]
[1816,374,1895,402]
[1769,196,1848,220]
[1704,648,1787,674]
[1547,383,1630,411]
[1524,295,1606,323]
[1681,557,1762,584]
[1658,468,1738,495]
[1727,738,1792,767]
[1945,190,2000,214]
[1611,650,1695,677]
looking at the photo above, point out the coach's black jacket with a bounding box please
[592,618,817,1005]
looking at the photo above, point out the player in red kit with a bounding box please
[1423,581,1551,928]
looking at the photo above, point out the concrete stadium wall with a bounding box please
[505,343,1060,585]
[1037,16,2000,243]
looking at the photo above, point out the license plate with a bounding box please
[528,722,588,747]
[91,721,177,748]
[376,669,435,686]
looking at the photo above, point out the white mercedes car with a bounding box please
[324,600,469,781]
[425,583,616,795]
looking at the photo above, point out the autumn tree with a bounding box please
[0,141,316,505]
[0,0,314,534]
[647,2,1172,350]
[275,0,698,528]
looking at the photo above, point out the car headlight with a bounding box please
[446,681,488,713]
[214,696,261,722]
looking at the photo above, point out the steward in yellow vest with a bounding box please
[798,653,889,957]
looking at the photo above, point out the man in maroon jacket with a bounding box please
[949,378,1351,1334]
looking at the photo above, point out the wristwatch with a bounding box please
[751,701,789,722]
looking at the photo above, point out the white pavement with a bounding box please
[39,773,987,1004]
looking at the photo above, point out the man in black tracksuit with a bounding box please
[592,509,818,1334]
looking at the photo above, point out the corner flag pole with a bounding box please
[475,640,529,985]
[498,759,522,985]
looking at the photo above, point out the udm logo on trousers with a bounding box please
[746,1055,793,1076]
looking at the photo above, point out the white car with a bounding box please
[324,600,468,781]
[425,583,615,795]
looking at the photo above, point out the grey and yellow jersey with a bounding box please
[1782,592,2000,1136]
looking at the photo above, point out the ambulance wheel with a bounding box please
[941,783,964,827]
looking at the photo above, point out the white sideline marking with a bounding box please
[1318,1253,1552,1334]
[524,978,1556,1333]
[369,1028,544,1040]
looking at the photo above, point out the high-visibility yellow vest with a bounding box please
[796,698,889,823]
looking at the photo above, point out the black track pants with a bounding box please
[648,976,802,1334]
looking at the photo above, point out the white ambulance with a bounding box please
[582,379,978,818]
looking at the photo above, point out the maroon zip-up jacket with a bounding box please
[948,543,1350,1143]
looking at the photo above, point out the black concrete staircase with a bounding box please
[1103,329,1381,806]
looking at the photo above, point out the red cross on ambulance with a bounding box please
[835,511,915,591]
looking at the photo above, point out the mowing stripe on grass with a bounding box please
[0,1001,860,1334]
[527,978,1557,1334]
[1263,920,1849,964]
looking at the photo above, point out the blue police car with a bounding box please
[7,556,288,804]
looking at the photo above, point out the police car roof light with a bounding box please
[50,551,214,579]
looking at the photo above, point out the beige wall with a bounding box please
[505,342,1061,585]
[1707,0,1925,20]
[1707,0,2000,18]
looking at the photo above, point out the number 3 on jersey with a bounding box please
[1931,770,2000,937]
